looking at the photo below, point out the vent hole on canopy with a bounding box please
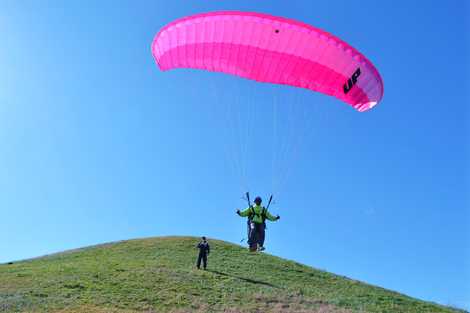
[275,29,280,33]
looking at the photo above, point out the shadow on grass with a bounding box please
[207,269,280,289]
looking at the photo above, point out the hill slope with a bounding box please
[0,237,465,313]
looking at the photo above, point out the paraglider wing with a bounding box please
[152,11,383,112]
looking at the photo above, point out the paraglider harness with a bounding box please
[246,193,273,227]
[248,206,267,225]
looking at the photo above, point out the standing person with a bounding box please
[196,236,210,270]
[237,196,280,251]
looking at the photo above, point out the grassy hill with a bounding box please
[0,236,466,313]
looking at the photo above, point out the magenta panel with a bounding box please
[152,11,384,111]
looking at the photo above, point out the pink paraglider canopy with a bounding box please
[152,11,383,112]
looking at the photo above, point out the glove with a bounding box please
[236,209,241,215]
[276,215,280,220]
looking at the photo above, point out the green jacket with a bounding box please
[238,204,278,224]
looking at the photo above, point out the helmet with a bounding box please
[254,196,262,204]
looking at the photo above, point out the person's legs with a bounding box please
[259,224,266,247]
[247,220,252,244]
[196,253,202,269]
[202,254,207,269]
[249,223,263,251]
[248,222,258,250]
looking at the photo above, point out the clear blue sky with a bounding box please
[1,0,468,310]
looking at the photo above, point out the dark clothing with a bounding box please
[247,219,252,243]
[197,253,207,269]
[248,222,265,248]
[197,241,210,255]
[258,223,266,247]
[196,241,210,269]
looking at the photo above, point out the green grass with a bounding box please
[0,236,466,313]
